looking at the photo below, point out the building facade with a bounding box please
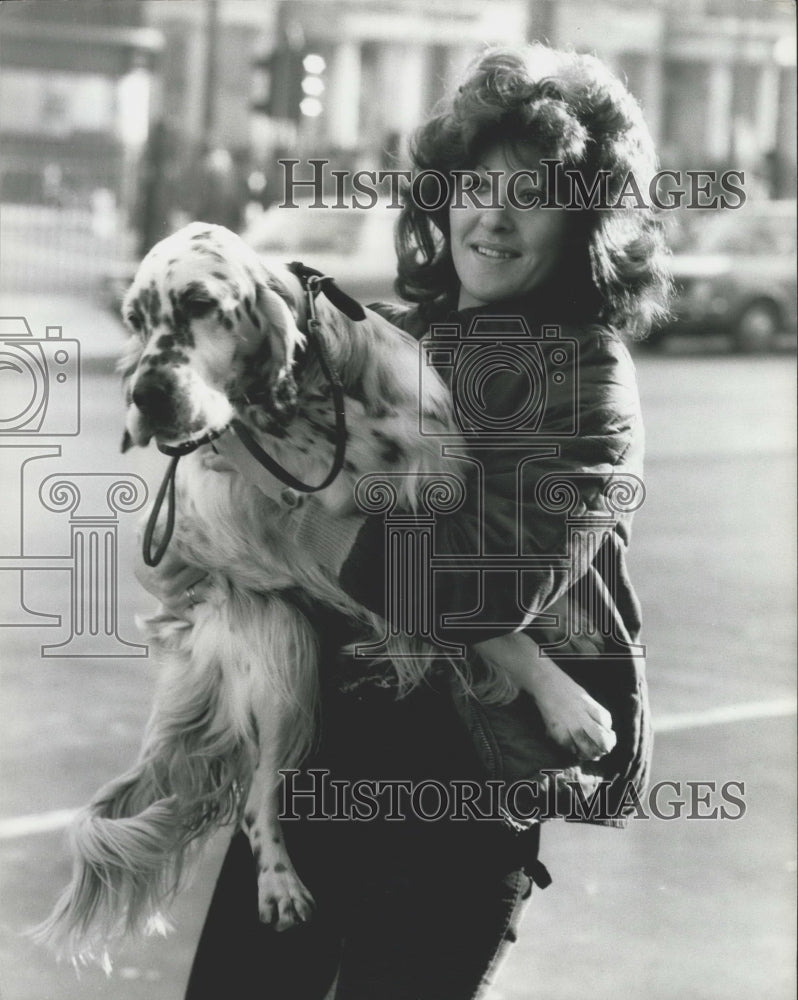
[1,0,794,217]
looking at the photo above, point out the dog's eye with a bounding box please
[125,312,143,333]
[184,297,216,320]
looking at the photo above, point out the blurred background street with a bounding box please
[0,1,795,998]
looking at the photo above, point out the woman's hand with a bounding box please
[134,548,211,620]
[474,632,617,761]
[523,654,617,760]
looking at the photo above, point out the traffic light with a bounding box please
[299,53,325,118]
[251,48,304,121]
[251,48,326,122]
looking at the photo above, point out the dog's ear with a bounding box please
[238,268,305,420]
[117,334,143,380]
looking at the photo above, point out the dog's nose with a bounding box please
[132,371,177,426]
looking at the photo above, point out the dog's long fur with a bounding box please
[35,222,509,968]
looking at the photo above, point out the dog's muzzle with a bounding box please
[132,370,179,430]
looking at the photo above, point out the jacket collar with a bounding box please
[432,276,602,331]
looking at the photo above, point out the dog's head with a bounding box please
[120,222,306,451]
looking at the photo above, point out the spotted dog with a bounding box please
[36,222,461,968]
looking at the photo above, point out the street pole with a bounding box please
[202,0,219,144]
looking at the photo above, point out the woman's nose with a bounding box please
[477,204,514,231]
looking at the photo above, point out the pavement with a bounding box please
[0,291,795,1000]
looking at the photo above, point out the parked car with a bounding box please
[651,199,797,352]
[242,201,399,305]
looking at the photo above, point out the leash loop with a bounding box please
[142,454,179,567]
[289,262,366,321]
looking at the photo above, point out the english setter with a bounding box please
[36,222,463,967]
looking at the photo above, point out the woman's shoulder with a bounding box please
[565,321,640,381]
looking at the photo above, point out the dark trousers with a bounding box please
[185,681,544,1000]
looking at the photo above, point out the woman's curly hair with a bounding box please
[396,44,671,338]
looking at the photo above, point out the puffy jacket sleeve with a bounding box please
[339,312,644,646]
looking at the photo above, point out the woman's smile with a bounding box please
[470,242,521,261]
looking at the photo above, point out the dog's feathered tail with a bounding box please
[32,588,319,969]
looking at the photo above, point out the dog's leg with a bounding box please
[221,591,319,932]
[243,700,315,931]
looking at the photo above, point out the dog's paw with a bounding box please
[257,865,315,932]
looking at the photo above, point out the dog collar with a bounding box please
[155,427,226,458]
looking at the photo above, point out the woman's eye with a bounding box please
[514,187,542,207]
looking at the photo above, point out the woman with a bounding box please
[139,44,669,999]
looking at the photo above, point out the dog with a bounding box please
[35,221,465,968]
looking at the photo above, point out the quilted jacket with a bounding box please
[339,289,652,828]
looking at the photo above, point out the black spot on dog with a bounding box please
[149,347,189,367]
[243,811,256,829]
[165,291,196,347]
[216,309,234,331]
[148,283,162,326]
[273,835,281,845]
[274,862,287,873]
[234,305,242,322]
[190,230,213,242]
[305,416,334,440]
[350,379,390,417]
[211,271,227,281]
[263,273,293,302]
[243,298,261,329]
[381,440,403,464]
[503,929,517,943]
[264,420,289,439]
[372,429,403,465]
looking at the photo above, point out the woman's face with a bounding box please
[448,143,570,309]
